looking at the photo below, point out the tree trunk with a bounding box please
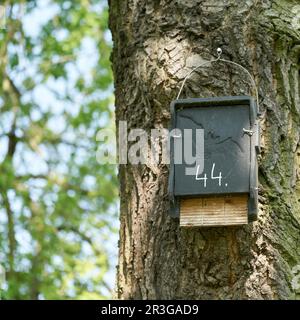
[109,0,300,299]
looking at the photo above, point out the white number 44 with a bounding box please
[195,163,222,187]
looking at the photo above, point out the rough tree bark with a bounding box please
[109,0,300,299]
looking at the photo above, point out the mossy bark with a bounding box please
[109,0,300,299]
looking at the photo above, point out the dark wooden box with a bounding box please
[168,96,259,227]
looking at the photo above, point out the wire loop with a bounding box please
[176,48,259,109]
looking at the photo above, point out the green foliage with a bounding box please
[0,0,117,299]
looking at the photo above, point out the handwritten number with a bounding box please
[196,165,207,187]
[195,163,222,187]
[211,163,222,186]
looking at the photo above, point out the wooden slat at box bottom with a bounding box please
[180,194,248,227]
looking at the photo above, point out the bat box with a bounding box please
[168,96,260,227]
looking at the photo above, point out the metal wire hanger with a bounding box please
[176,48,259,110]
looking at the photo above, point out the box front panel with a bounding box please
[174,104,251,196]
